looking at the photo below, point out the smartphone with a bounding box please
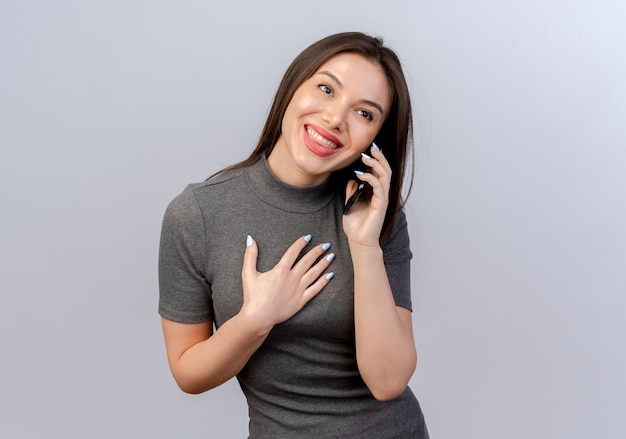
[343,181,366,214]
[343,142,378,214]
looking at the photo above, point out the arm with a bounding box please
[161,313,269,394]
[351,244,417,401]
[343,147,417,401]
[161,235,335,394]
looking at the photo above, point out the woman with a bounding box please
[159,32,429,438]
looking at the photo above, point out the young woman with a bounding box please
[159,32,429,438]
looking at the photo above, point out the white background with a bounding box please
[1,1,625,437]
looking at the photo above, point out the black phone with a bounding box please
[343,181,366,214]
[343,142,378,214]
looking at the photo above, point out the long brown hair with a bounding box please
[215,32,414,243]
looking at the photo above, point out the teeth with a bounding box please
[307,126,339,149]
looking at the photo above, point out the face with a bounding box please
[267,53,392,187]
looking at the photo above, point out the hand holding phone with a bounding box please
[343,142,379,214]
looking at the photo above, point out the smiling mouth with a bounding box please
[306,126,340,149]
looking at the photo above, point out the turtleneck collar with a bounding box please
[244,156,337,213]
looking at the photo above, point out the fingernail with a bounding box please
[326,253,335,262]
[246,235,253,247]
[354,170,364,176]
[326,272,334,281]
[361,152,372,160]
[322,242,331,251]
[372,141,381,152]
[304,234,312,243]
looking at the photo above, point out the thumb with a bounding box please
[345,179,359,199]
[242,235,258,277]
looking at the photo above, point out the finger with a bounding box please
[370,142,392,174]
[277,234,312,268]
[241,235,258,277]
[300,250,335,286]
[294,242,332,275]
[353,169,381,190]
[359,149,392,197]
[352,171,389,210]
[301,271,335,303]
[361,150,391,182]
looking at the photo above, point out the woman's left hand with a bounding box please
[342,145,391,248]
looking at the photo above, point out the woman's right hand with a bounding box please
[162,235,334,394]
[240,235,334,331]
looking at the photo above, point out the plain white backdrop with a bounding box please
[1,1,625,438]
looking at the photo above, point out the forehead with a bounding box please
[312,53,392,111]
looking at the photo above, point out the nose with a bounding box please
[321,100,347,131]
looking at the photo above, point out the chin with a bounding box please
[291,157,333,182]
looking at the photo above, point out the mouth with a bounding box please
[304,125,343,157]
[306,126,341,149]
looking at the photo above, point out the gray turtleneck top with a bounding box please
[159,157,428,438]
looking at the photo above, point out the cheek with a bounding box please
[282,99,305,130]
[280,103,299,136]
[351,125,380,150]
[341,148,366,166]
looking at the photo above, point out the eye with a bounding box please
[357,109,374,121]
[318,84,333,95]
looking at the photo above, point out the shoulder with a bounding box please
[183,167,248,206]
[165,168,246,216]
[391,209,408,231]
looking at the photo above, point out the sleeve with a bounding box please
[383,209,414,311]
[158,186,214,323]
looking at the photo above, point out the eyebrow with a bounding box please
[317,70,385,115]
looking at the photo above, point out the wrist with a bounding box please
[237,305,274,338]
[347,240,383,257]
